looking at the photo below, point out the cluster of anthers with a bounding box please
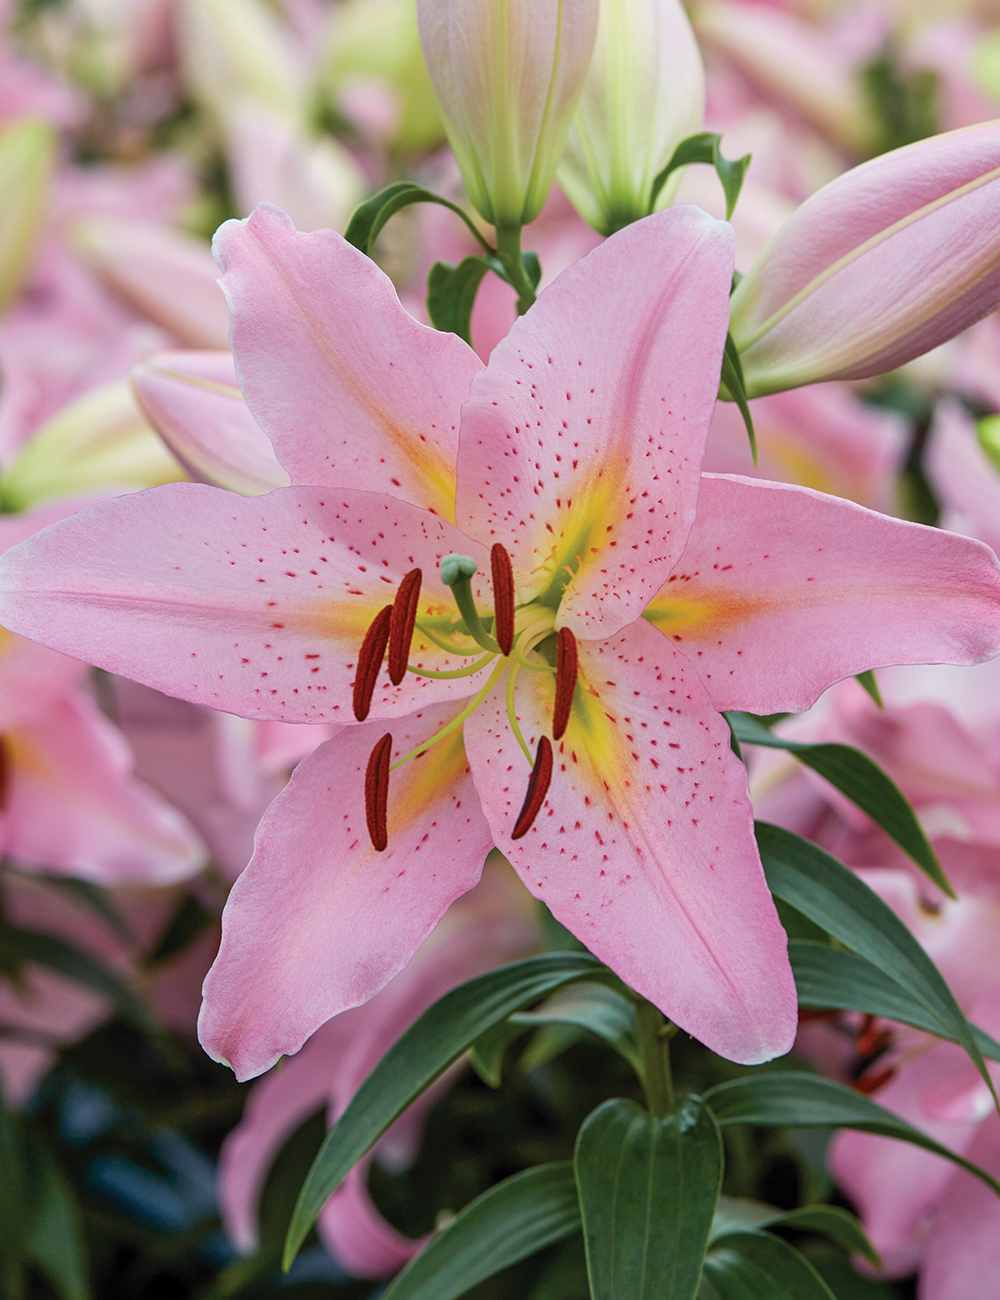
[352,543,579,852]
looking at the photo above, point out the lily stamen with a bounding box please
[511,735,554,839]
[353,605,392,721]
[490,543,515,656]
[552,627,578,741]
[364,733,392,851]
[388,568,422,685]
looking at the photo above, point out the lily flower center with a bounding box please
[353,545,580,851]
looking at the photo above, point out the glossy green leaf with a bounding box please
[0,921,151,1025]
[720,333,757,464]
[26,1146,89,1300]
[732,714,949,894]
[575,1095,722,1300]
[344,181,491,258]
[704,1072,1000,1195]
[759,822,993,1101]
[381,1162,580,1300]
[426,256,492,345]
[790,940,1000,1064]
[709,1198,879,1267]
[284,952,610,1268]
[854,671,883,708]
[648,131,751,218]
[702,1231,836,1300]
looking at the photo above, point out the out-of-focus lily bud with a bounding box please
[417,0,599,228]
[131,351,289,496]
[730,121,1000,397]
[224,102,365,234]
[0,379,185,511]
[0,119,55,316]
[178,0,301,121]
[323,0,444,153]
[68,216,230,349]
[558,0,704,235]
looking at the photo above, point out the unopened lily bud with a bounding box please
[1,380,185,511]
[0,119,55,315]
[178,0,301,121]
[730,121,1000,397]
[417,0,599,228]
[69,216,230,349]
[558,0,704,235]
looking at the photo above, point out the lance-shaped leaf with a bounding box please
[283,952,611,1268]
[758,822,994,1101]
[345,180,491,257]
[789,940,1000,1064]
[709,1197,879,1266]
[732,713,948,893]
[704,1072,1000,1195]
[702,1231,837,1300]
[575,1096,722,1300]
[26,1146,90,1300]
[380,1163,581,1300]
[719,332,757,464]
[427,257,493,345]
[648,131,750,219]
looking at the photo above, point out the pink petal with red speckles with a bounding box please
[215,204,483,519]
[463,614,796,1065]
[644,474,1000,715]
[455,207,733,640]
[199,705,493,1079]
[0,483,497,725]
[131,350,289,496]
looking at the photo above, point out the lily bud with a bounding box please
[1,380,184,512]
[68,216,231,350]
[558,0,704,235]
[416,0,599,228]
[0,119,55,316]
[730,121,1000,397]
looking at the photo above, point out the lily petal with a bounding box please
[644,474,1000,714]
[0,483,496,724]
[921,1114,1000,1299]
[131,350,290,496]
[464,615,796,1065]
[199,705,493,1079]
[456,206,734,639]
[215,204,483,519]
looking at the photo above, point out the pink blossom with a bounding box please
[2,206,1000,1078]
[218,858,538,1277]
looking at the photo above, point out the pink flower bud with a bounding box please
[416,0,599,227]
[730,122,1000,396]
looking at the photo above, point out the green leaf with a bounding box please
[575,1096,722,1300]
[719,333,757,464]
[758,822,993,1102]
[790,940,1000,1064]
[732,714,949,895]
[854,670,883,708]
[284,952,610,1268]
[426,257,492,345]
[648,131,751,219]
[381,1163,580,1300]
[345,181,490,258]
[26,1146,89,1300]
[709,1199,878,1267]
[702,1232,836,1300]
[0,921,151,1025]
[704,1072,1000,1196]
[0,1089,29,1297]
[143,891,215,969]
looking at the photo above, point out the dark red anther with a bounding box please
[852,1065,895,1096]
[352,605,392,721]
[365,733,392,851]
[490,544,515,656]
[512,735,553,840]
[388,568,422,686]
[856,1014,879,1058]
[552,626,578,741]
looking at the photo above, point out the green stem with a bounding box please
[494,224,536,315]
[636,999,674,1117]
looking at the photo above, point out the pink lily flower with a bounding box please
[2,206,1000,1078]
[218,857,538,1277]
